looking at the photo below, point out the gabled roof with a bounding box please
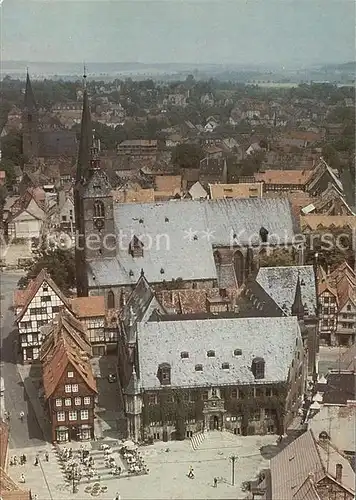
[42,337,97,400]
[122,273,156,326]
[15,269,71,323]
[138,316,301,389]
[40,309,91,362]
[88,197,299,288]
[306,159,343,194]
[255,265,317,316]
[270,429,355,499]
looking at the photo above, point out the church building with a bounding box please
[73,84,302,308]
[22,71,77,162]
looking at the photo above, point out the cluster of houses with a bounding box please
[1,73,355,499]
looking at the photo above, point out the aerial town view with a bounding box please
[0,0,355,499]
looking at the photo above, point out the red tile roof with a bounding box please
[70,296,105,318]
[42,337,97,400]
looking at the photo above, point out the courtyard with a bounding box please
[9,431,277,499]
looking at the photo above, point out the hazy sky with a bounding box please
[1,0,355,66]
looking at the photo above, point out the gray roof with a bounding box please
[88,198,298,287]
[137,316,301,390]
[255,265,317,316]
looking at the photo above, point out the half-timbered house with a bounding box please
[14,269,71,363]
[40,310,97,443]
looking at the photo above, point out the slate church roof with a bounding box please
[254,265,317,316]
[88,198,299,287]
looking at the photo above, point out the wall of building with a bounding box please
[48,362,96,443]
[18,282,68,362]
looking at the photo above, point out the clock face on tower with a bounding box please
[94,218,104,230]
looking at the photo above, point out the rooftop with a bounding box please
[137,316,301,390]
[209,182,263,199]
[88,198,298,287]
[255,265,317,316]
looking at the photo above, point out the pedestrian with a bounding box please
[23,454,27,464]
[13,456,18,466]
[214,477,218,487]
[45,452,49,462]
[33,495,38,500]
[19,411,24,422]
[114,493,121,500]
[188,466,194,479]
[20,473,25,483]
[34,457,39,466]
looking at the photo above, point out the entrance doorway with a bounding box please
[209,415,220,430]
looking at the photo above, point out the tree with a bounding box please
[0,160,17,189]
[18,245,76,294]
[259,249,296,267]
[1,132,25,165]
[172,143,204,169]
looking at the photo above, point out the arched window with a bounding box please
[233,250,244,286]
[107,290,115,309]
[94,200,105,218]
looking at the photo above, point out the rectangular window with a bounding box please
[68,411,77,421]
[55,398,62,407]
[72,384,79,393]
[41,296,51,302]
[202,391,209,401]
[65,398,71,406]
[52,306,60,313]
[57,412,65,422]
[75,397,81,405]
[324,297,329,304]
[20,321,32,330]
[67,372,74,378]
[65,385,71,393]
[80,410,89,420]
[84,397,91,405]
[148,394,157,405]
[29,307,47,315]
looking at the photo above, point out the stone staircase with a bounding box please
[190,431,206,450]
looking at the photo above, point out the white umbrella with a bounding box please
[122,440,137,450]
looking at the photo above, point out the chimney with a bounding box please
[219,288,227,298]
[335,464,343,483]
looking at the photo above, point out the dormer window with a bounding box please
[195,364,203,371]
[207,350,215,357]
[165,217,169,222]
[94,200,105,218]
[129,235,144,258]
[234,349,242,356]
[259,227,268,243]
[139,218,144,224]
[181,351,189,359]
[160,268,165,274]
[157,363,171,385]
[251,357,265,379]
[222,362,230,370]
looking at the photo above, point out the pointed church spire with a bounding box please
[76,72,93,184]
[24,70,37,111]
[291,272,304,319]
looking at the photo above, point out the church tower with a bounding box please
[74,72,115,297]
[22,70,39,160]
[74,72,93,297]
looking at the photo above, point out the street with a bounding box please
[0,271,46,449]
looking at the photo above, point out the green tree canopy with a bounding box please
[172,143,204,169]
[18,246,76,294]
